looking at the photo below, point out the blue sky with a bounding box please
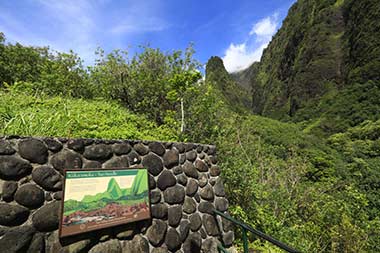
[0,0,296,72]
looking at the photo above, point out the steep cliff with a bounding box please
[229,0,380,131]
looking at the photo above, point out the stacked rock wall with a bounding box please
[0,136,234,253]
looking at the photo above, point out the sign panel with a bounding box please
[59,168,151,237]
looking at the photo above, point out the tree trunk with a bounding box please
[180,98,185,133]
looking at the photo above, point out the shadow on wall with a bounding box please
[0,136,234,253]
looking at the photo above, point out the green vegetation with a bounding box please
[1,0,380,251]
[0,87,176,140]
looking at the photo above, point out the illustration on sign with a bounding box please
[59,168,151,237]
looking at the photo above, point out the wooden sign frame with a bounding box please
[59,167,151,238]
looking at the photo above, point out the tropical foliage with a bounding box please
[1,0,380,250]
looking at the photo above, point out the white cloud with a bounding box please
[249,13,278,38]
[110,17,169,35]
[109,0,170,36]
[0,0,170,66]
[222,13,279,73]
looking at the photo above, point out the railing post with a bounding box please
[242,227,249,253]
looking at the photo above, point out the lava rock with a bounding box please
[53,191,63,200]
[163,149,179,169]
[142,153,163,176]
[186,179,198,196]
[198,201,215,215]
[179,220,190,242]
[164,142,173,149]
[173,143,185,153]
[194,193,201,203]
[150,190,161,204]
[122,234,149,253]
[51,149,82,173]
[61,239,91,253]
[14,184,45,209]
[215,198,228,212]
[133,143,149,155]
[198,173,208,187]
[127,151,141,165]
[222,216,234,232]
[0,156,32,180]
[163,185,185,204]
[151,203,168,219]
[83,144,113,160]
[18,139,48,164]
[149,174,156,189]
[176,174,187,186]
[222,231,234,247]
[214,178,226,197]
[202,214,220,236]
[165,228,181,252]
[67,139,85,152]
[151,247,168,253]
[103,155,129,168]
[32,165,62,191]
[43,138,63,152]
[2,181,18,202]
[0,203,29,226]
[146,219,167,246]
[149,142,166,156]
[189,213,202,231]
[200,184,214,201]
[112,143,131,155]
[183,161,198,179]
[185,143,195,152]
[207,145,216,155]
[179,154,186,164]
[115,223,135,239]
[27,232,45,253]
[0,140,15,155]
[83,160,102,168]
[183,197,196,214]
[172,165,182,175]
[89,239,121,253]
[0,226,35,253]
[168,205,182,227]
[201,238,219,253]
[183,232,201,253]
[209,156,218,164]
[195,160,208,172]
[32,201,60,232]
[157,170,176,191]
[185,150,197,162]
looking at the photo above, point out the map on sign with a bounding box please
[59,168,151,237]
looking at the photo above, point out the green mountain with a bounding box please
[205,56,252,113]
[82,177,128,203]
[204,0,380,251]
[222,0,380,134]
[107,178,124,199]
[130,170,148,195]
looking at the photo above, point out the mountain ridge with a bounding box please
[207,0,380,135]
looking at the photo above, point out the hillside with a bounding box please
[1,0,380,251]
[231,0,380,131]
[205,56,252,113]
[204,0,380,252]
[0,88,177,141]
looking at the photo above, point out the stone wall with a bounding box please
[0,136,234,253]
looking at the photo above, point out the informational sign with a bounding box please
[59,168,151,237]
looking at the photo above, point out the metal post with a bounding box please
[242,227,249,253]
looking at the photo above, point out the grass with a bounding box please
[0,90,178,141]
